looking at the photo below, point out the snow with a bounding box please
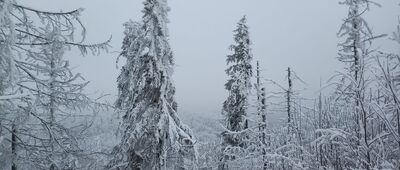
[1,0,400,169]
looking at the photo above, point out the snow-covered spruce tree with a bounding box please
[219,15,253,170]
[107,1,196,169]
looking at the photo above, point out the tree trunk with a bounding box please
[11,123,16,170]
[287,67,292,136]
[49,51,56,170]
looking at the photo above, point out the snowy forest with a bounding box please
[0,0,400,169]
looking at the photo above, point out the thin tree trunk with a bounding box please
[256,61,268,170]
[11,123,16,170]
[287,67,292,136]
[397,109,400,148]
[49,51,56,170]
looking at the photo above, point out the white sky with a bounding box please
[22,0,400,115]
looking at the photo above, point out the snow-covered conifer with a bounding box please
[108,0,197,169]
[219,15,253,169]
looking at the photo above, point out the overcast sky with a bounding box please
[23,0,400,115]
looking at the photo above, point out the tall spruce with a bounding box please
[108,0,196,169]
[220,15,253,169]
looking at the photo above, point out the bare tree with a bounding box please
[0,0,110,169]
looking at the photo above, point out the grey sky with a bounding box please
[24,0,400,115]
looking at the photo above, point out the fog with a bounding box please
[23,0,400,115]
